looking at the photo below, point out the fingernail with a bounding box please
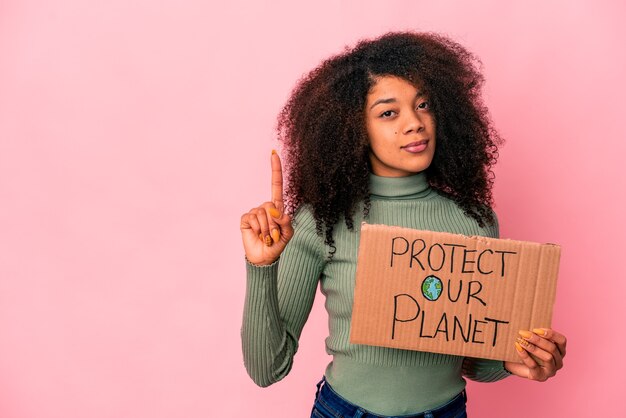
[515,342,524,353]
[271,149,277,155]
[264,235,273,247]
[516,337,531,348]
[532,328,547,336]
[259,233,263,240]
[271,228,280,243]
[518,330,533,339]
[269,208,280,218]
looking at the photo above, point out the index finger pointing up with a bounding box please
[271,150,284,212]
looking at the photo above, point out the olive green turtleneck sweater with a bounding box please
[241,172,511,416]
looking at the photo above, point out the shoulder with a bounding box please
[483,206,500,238]
[431,191,499,238]
[292,205,318,232]
[285,205,326,257]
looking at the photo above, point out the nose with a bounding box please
[403,111,425,134]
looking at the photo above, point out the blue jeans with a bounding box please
[310,377,467,418]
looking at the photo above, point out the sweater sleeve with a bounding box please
[461,208,513,383]
[240,208,325,387]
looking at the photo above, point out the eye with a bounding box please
[417,101,430,110]
[379,110,396,118]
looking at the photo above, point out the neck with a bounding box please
[369,172,432,200]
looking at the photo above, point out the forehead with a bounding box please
[367,75,423,99]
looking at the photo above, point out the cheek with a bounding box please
[369,140,393,165]
[427,117,436,132]
[367,124,398,156]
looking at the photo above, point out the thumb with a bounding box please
[270,210,293,241]
[269,207,290,225]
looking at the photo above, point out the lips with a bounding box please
[402,139,429,153]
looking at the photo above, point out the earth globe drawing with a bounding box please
[421,275,443,301]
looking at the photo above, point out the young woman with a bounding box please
[240,31,566,418]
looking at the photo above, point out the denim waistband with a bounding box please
[314,376,467,418]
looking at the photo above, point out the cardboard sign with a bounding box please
[350,223,561,363]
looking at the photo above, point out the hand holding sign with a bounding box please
[240,150,294,266]
[504,327,567,382]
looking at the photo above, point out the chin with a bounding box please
[408,161,433,173]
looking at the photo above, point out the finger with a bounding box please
[271,150,284,212]
[515,340,540,369]
[516,337,556,371]
[533,328,567,357]
[255,208,272,247]
[520,331,559,363]
[520,330,563,370]
[241,211,261,238]
[553,351,563,371]
[514,341,545,381]
[261,202,281,243]
[270,210,293,243]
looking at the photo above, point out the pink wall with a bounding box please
[1,1,624,417]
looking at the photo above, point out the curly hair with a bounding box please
[276,31,503,254]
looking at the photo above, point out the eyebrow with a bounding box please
[369,91,425,111]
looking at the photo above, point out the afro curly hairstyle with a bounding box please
[276,31,503,255]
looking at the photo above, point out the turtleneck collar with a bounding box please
[369,171,432,200]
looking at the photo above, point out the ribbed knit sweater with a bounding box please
[241,172,511,415]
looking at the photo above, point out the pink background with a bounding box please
[1,1,624,417]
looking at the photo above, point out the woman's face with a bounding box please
[364,75,436,177]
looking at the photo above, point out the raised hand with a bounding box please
[240,151,294,266]
[504,328,567,382]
